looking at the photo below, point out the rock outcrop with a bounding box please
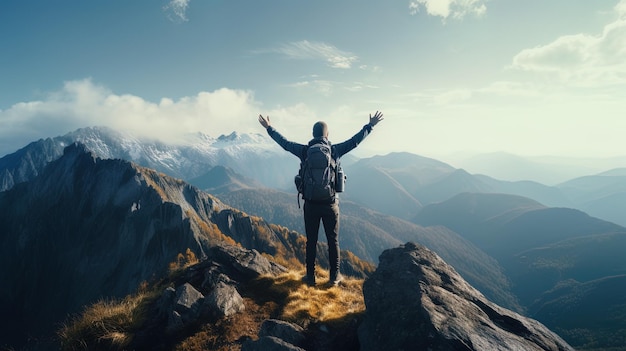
[154,244,283,336]
[242,319,306,351]
[359,242,574,351]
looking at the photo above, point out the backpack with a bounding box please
[295,141,337,206]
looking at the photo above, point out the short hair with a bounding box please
[312,121,328,138]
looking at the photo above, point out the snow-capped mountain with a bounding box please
[0,126,299,192]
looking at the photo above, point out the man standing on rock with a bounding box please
[258,111,384,286]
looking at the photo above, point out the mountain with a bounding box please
[342,152,450,218]
[413,192,626,349]
[0,126,298,192]
[529,275,626,350]
[557,170,626,226]
[55,241,572,351]
[413,192,622,258]
[343,151,624,229]
[509,231,626,303]
[2,127,622,228]
[451,151,626,185]
[2,128,624,350]
[0,143,372,350]
[217,188,521,312]
[359,242,573,351]
[450,152,574,184]
[188,165,265,193]
[340,151,571,220]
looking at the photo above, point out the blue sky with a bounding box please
[1,0,625,160]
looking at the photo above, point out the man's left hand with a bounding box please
[369,111,384,127]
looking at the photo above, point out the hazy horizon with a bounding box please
[2,0,626,161]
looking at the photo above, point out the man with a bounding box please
[258,111,384,286]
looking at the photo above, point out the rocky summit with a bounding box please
[0,143,371,350]
[359,242,574,351]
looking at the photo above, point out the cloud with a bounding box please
[409,0,487,20]
[0,79,263,155]
[617,0,626,18]
[164,0,191,22]
[511,1,626,86]
[273,40,358,69]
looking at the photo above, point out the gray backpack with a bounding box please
[295,141,336,205]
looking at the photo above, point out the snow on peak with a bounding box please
[214,131,268,146]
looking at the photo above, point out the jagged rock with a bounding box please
[259,319,305,346]
[163,283,205,333]
[204,281,245,318]
[242,336,306,351]
[358,242,574,351]
[209,244,287,278]
[174,283,204,319]
[201,264,235,291]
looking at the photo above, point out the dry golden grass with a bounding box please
[252,270,366,326]
[174,298,276,351]
[58,289,157,351]
[59,266,366,351]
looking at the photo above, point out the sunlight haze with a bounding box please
[1,0,625,162]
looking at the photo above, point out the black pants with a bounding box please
[303,201,340,278]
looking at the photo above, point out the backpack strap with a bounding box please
[295,146,308,209]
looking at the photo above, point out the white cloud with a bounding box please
[164,0,191,22]
[511,2,626,86]
[0,79,263,155]
[409,0,487,20]
[287,79,336,96]
[274,40,358,69]
[617,0,626,18]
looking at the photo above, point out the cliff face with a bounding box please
[0,143,216,346]
[359,242,574,351]
[0,143,371,349]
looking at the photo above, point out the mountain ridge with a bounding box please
[3,126,626,227]
[0,143,372,349]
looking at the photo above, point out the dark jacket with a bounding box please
[266,124,374,162]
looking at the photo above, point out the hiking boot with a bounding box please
[329,273,343,287]
[301,275,316,287]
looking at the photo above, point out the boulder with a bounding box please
[259,319,305,346]
[358,242,574,351]
[204,282,245,318]
[209,244,287,278]
[164,283,205,333]
[242,336,305,351]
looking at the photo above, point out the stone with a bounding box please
[358,242,575,351]
[259,319,305,346]
[174,283,204,322]
[204,281,245,318]
[241,336,305,351]
[209,244,287,278]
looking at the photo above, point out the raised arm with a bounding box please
[259,114,307,160]
[333,111,384,158]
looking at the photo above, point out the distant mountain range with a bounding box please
[2,126,625,226]
[412,192,626,349]
[450,151,626,185]
[0,126,297,192]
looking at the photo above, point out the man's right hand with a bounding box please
[258,114,271,129]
